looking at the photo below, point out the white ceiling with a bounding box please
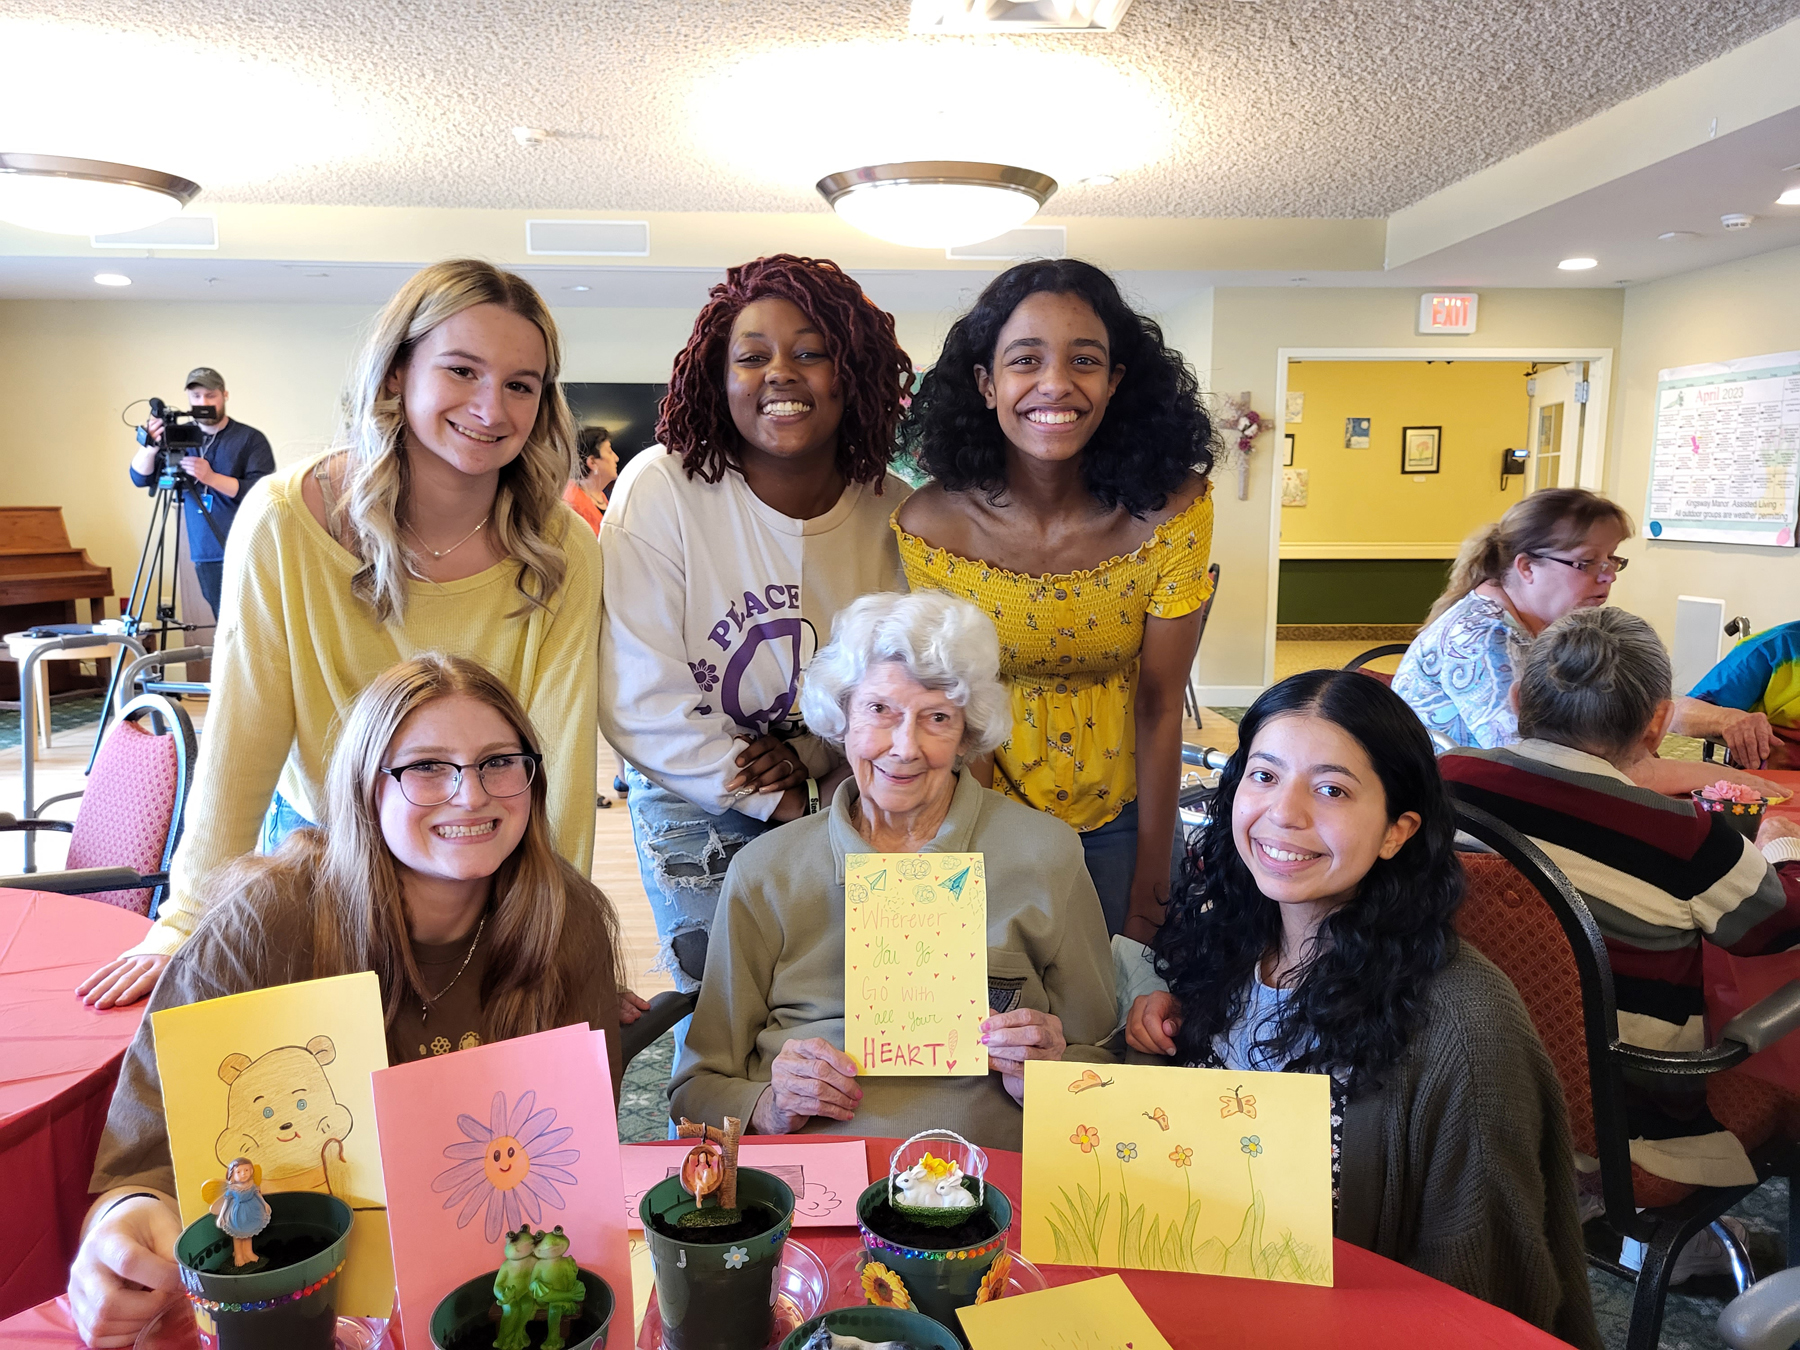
[0,255,1221,313]
[3,0,1799,218]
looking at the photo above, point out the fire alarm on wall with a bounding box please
[1722,213,1755,230]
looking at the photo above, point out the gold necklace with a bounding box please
[409,514,490,560]
[421,912,487,1021]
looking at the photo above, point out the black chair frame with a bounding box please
[1455,801,1800,1350]
[1343,642,1412,673]
[618,931,708,1068]
[0,692,197,919]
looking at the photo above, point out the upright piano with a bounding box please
[0,506,114,701]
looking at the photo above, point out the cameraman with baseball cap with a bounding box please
[129,367,276,617]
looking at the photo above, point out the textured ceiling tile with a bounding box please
[3,0,1797,216]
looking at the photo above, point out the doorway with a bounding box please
[1267,349,1620,691]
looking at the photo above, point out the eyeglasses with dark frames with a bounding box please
[1529,553,1629,577]
[379,752,542,807]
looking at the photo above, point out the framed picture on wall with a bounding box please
[1283,433,1296,466]
[1401,425,1442,474]
[1344,417,1371,449]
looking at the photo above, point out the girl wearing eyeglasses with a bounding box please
[68,653,626,1348]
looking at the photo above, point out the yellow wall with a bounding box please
[1198,286,1625,696]
[1605,241,1800,646]
[1281,360,1532,548]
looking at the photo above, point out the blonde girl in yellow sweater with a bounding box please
[79,259,605,1007]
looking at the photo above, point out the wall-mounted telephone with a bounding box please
[1500,446,1529,489]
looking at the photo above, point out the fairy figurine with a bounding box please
[209,1157,271,1268]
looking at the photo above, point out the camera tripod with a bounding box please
[89,462,229,754]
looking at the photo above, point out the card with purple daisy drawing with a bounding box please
[372,1023,631,1346]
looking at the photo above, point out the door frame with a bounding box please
[1264,346,1614,690]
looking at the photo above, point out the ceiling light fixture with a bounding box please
[817,161,1057,249]
[1776,188,1800,206]
[0,153,198,236]
[1657,231,1699,242]
[910,0,1135,33]
[93,272,131,286]
[1078,173,1117,187]
[1557,257,1599,271]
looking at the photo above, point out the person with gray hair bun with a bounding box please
[1441,608,1800,1267]
[671,590,1116,1151]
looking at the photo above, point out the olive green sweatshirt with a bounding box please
[671,771,1117,1152]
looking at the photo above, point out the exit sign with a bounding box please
[1418,292,1479,334]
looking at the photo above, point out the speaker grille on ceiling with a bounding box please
[92,214,218,249]
[945,225,1067,261]
[525,219,650,256]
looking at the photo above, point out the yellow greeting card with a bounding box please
[1021,1061,1333,1286]
[957,1274,1171,1350]
[152,972,394,1317]
[843,852,987,1076]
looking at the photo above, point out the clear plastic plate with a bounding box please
[135,1297,389,1349]
[637,1236,828,1350]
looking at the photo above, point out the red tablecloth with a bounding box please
[1704,768,1800,1092]
[2,1134,1575,1348]
[0,890,150,1321]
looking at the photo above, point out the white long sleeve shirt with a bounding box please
[597,447,909,820]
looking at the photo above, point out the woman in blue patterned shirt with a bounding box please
[1392,489,1631,748]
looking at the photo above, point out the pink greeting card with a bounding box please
[372,1025,630,1346]
[618,1139,869,1229]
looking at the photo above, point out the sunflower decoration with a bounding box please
[974,1251,1012,1306]
[860,1260,912,1309]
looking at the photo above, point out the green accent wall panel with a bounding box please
[1277,558,1451,625]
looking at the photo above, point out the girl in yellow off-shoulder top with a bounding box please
[895,260,1217,945]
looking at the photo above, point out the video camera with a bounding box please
[137,397,221,489]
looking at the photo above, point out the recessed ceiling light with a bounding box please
[1657,231,1699,242]
[817,161,1057,249]
[564,284,591,292]
[1777,187,1800,206]
[93,272,131,286]
[0,153,199,235]
[1558,257,1599,271]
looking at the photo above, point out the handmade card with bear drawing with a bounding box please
[152,971,394,1316]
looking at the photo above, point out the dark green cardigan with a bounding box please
[1336,944,1601,1350]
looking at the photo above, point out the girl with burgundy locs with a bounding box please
[597,255,914,1002]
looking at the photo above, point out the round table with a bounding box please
[0,889,150,1321]
[3,1133,1579,1348]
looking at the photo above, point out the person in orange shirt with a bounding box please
[563,425,618,534]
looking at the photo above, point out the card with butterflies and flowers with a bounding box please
[1020,1061,1333,1285]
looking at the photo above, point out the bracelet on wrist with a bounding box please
[99,1191,163,1222]
[804,777,821,816]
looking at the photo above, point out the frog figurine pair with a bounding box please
[492,1225,585,1350]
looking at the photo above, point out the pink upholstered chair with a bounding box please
[0,693,196,916]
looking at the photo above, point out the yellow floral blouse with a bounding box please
[894,490,1215,832]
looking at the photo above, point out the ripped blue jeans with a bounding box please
[622,764,773,994]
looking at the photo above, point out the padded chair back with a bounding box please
[62,694,196,915]
[1457,850,1598,1154]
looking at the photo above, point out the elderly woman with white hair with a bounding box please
[670,590,1116,1150]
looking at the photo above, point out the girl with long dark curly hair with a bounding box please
[894,260,1215,946]
[597,255,914,999]
[1123,670,1597,1347]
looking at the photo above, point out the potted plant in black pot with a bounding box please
[851,1131,1013,1338]
[639,1116,797,1350]
[175,1161,355,1350]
